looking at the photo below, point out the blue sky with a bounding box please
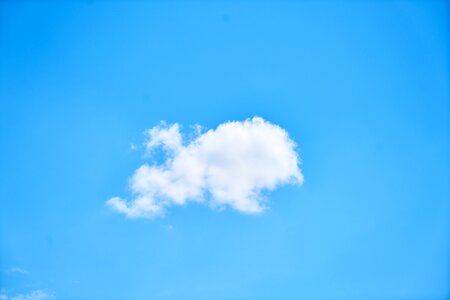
[0,1,449,299]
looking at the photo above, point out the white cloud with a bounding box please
[145,121,182,153]
[1,290,54,300]
[107,117,303,218]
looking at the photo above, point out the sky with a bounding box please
[0,1,449,300]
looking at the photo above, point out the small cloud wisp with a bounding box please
[0,290,54,300]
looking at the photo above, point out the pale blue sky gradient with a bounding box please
[0,1,449,299]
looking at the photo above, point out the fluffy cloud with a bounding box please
[107,117,303,218]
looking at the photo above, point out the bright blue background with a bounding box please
[1,1,449,299]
